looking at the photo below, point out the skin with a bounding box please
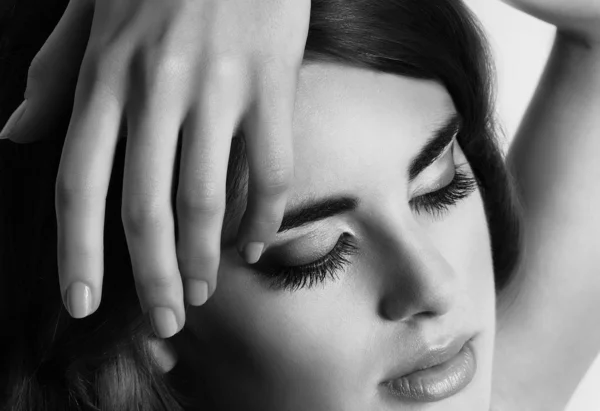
[2,0,591,350]
[0,0,310,339]
[493,29,600,411]
[166,63,497,411]
[4,0,600,409]
[157,4,600,409]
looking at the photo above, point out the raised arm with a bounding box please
[493,1,600,410]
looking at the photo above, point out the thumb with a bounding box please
[0,0,95,143]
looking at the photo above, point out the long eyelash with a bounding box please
[259,234,358,292]
[409,165,478,219]
[259,166,477,293]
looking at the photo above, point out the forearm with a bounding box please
[497,34,600,411]
[506,35,600,218]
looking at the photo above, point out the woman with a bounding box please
[1,0,599,410]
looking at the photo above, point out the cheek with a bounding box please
[426,187,496,396]
[185,252,376,410]
[425,187,495,308]
[183,191,496,410]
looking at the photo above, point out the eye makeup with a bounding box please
[253,140,478,293]
[409,140,478,218]
[255,233,358,292]
[409,165,477,218]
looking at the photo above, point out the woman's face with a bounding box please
[177,63,496,410]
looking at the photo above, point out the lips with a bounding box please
[381,334,477,402]
[402,334,471,376]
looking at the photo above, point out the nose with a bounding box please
[377,225,459,323]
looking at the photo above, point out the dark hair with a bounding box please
[0,0,522,409]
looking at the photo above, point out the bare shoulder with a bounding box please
[490,1,600,410]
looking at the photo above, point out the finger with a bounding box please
[176,86,238,306]
[121,92,186,339]
[2,0,94,142]
[236,61,296,264]
[148,338,178,373]
[56,64,124,320]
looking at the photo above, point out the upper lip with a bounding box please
[382,333,474,382]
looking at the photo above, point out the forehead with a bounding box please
[288,63,455,205]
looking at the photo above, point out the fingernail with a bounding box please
[150,307,179,339]
[243,242,264,264]
[0,101,27,140]
[185,279,209,306]
[66,281,93,318]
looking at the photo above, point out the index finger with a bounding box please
[236,60,297,263]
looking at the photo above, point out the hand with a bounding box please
[2,0,310,339]
[502,0,600,44]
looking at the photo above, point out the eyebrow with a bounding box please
[275,112,461,233]
[277,197,359,233]
[408,112,461,182]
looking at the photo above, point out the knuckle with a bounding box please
[256,162,293,196]
[140,45,184,84]
[55,173,101,207]
[79,49,123,100]
[83,48,115,80]
[206,55,243,83]
[177,188,225,217]
[262,175,291,197]
[154,52,186,78]
[121,198,168,235]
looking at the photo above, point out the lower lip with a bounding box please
[385,341,477,403]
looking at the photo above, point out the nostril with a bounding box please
[379,298,443,322]
[378,279,454,322]
[415,310,439,319]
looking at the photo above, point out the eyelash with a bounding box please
[260,233,358,292]
[261,164,478,292]
[409,165,478,219]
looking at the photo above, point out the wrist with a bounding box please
[501,0,600,48]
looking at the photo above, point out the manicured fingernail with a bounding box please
[243,242,264,264]
[150,307,179,339]
[0,101,27,139]
[66,281,93,319]
[185,279,209,306]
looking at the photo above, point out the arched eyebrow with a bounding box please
[408,112,462,182]
[277,196,359,234]
[228,111,457,237]
[274,113,462,234]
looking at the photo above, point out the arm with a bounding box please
[493,2,600,410]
